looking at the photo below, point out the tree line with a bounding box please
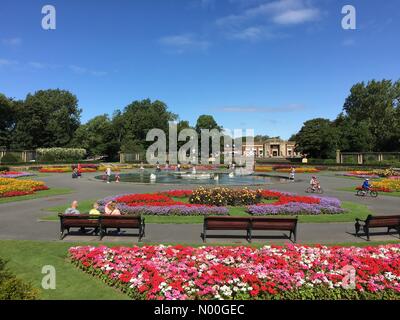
[0,89,222,161]
[293,79,400,159]
[1,79,399,161]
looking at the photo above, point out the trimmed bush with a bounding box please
[0,166,10,172]
[36,148,86,162]
[0,153,21,164]
[0,258,39,300]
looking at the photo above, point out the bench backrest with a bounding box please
[100,215,141,228]
[59,214,142,228]
[250,217,297,230]
[59,214,99,227]
[366,215,400,227]
[204,216,250,230]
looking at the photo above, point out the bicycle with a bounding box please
[305,186,324,194]
[356,189,378,198]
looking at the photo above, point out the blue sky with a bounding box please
[0,0,399,139]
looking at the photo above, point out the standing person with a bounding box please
[140,162,145,170]
[289,167,296,182]
[115,173,121,183]
[177,163,181,172]
[77,163,82,178]
[106,166,112,184]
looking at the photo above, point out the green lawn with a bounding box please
[0,239,399,300]
[0,188,74,204]
[40,198,373,223]
[337,186,400,197]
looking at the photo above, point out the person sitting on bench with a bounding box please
[64,201,86,233]
[104,201,122,234]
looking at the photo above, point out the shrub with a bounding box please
[36,148,86,162]
[0,153,21,164]
[0,166,10,172]
[0,258,39,300]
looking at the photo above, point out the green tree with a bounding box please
[343,79,400,151]
[11,89,81,149]
[333,114,374,152]
[71,115,119,159]
[294,118,339,159]
[195,115,222,134]
[0,94,16,148]
[119,99,177,151]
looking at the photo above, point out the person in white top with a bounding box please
[106,167,112,183]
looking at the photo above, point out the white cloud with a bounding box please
[159,34,210,53]
[2,37,22,47]
[0,58,18,66]
[28,62,46,69]
[69,65,107,76]
[273,8,320,25]
[216,0,320,41]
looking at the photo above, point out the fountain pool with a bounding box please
[95,171,288,186]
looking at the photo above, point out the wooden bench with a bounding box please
[202,216,298,243]
[355,215,400,241]
[250,217,298,243]
[58,214,145,241]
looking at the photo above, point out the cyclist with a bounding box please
[310,175,321,192]
[361,178,371,195]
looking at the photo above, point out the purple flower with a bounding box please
[0,172,35,179]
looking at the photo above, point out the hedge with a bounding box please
[36,148,86,162]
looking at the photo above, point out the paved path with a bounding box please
[0,171,399,244]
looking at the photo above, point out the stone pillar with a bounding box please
[120,153,125,163]
[357,153,363,165]
[336,150,341,164]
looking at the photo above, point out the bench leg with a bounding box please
[355,221,360,237]
[364,227,370,241]
[202,229,206,243]
[247,229,252,243]
[293,229,297,243]
[59,228,64,240]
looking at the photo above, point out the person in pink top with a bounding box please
[105,201,121,215]
[104,201,122,233]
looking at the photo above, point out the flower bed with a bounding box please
[247,195,344,216]
[275,167,320,173]
[373,179,400,192]
[355,186,392,193]
[39,166,72,173]
[343,171,380,179]
[0,171,35,179]
[69,244,400,300]
[40,166,97,173]
[254,166,273,172]
[97,191,228,216]
[0,178,49,198]
[189,187,262,206]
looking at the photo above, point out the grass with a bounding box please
[0,239,399,300]
[40,198,373,224]
[337,186,400,197]
[0,240,129,300]
[0,188,74,204]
